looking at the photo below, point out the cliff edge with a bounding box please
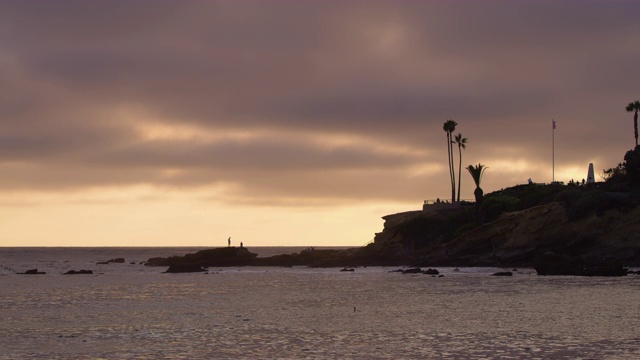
[371,191,640,267]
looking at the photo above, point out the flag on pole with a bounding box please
[552,119,556,129]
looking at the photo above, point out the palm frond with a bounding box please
[466,163,487,188]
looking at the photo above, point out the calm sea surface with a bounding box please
[1,247,639,359]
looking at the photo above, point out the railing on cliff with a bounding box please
[422,199,474,212]
[423,199,475,205]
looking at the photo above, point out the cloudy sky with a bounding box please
[1,1,639,247]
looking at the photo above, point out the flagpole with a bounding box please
[552,119,555,183]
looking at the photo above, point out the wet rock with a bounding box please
[147,247,258,268]
[492,271,513,276]
[533,253,581,275]
[64,270,93,275]
[18,269,46,275]
[164,264,207,273]
[146,246,401,269]
[97,257,125,265]
[340,268,355,272]
[400,267,423,274]
[424,268,439,275]
[533,252,627,276]
[581,260,628,277]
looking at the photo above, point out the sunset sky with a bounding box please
[1,1,639,247]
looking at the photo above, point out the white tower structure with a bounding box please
[587,163,595,184]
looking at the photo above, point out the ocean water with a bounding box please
[1,247,639,359]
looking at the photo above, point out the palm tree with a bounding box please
[454,133,468,202]
[443,120,458,202]
[466,163,487,206]
[626,100,640,148]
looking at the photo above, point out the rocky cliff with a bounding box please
[373,201,640,267]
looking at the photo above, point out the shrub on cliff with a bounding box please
[480,195,521,222]
[490,183,565,209]
[624,146,640,183]
[452,222,480,238]
[555,188,614,220]
[603,146,640,184]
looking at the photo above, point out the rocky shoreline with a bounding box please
[144,246,405,272]
[144,194,640,276]
[143,245,633,276]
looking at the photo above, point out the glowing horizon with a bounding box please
[0,1,638,246]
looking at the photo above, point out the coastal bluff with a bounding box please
[373,198,640,270]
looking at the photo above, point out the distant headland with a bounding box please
[146,144,640,276]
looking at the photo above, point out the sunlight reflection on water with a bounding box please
[1,248,639,359]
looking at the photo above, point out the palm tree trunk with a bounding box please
[474,187,484,204]
[446,133,454,202]
[474,186,484,222]
[634,110,638,147]
[449,137,456,202]
[457,143,462,202]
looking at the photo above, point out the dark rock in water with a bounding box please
[144,245,404,268]
[400,267,423,274]
[340,268,355,272]
[533,252,627,276]
[581,261,628,277]
[64,270,93,275]
[146,246,397,269]
[492,271,513,276]
[533,253,581,276]
[97,257,125,265]
[164,264,207,273]
[254,248,372,267]
[147,247,258,268]
[391,267,440,274]
[627,269,640,275]
[18,269,46,275]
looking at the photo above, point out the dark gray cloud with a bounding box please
[0,1,639,204]
[92,137,420,172]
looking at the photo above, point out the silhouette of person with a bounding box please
[240,242,243,248]
[228,237,231,247]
